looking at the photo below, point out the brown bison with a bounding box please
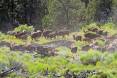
[88,28,99,32]
[31,30,42,39]
[73,35,82,41]
[47,32,57,39]
[43,30,53,38]
[97,30,108,36]
[14,31,30,39]
[24,44,40,52]
[81,45,91,51]
[84,32,101,40]
[10,44,26,51]
[56,30,70,38]
[83,38,92,42]
[88,28,108,36]
[37,46,57,56]
[71,47,77,53]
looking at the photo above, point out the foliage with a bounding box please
[95,39,106,46]
[14,24,34,32]
[80,50,103,65]
[0,0,48,30]
[0,0,117,31]
[101,23,117,35]
[14,25,34,32]
[81,23,99,31]
[0,46,117,77]
[0,23,117,77]
[43,0,98,29]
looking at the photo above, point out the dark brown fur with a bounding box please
[31,30,42,39]
[73,35,82,41]
[56,30,70,38]
[43,30,53,38]
[37,46,57,56]
[82,45,91,51]
[15,31,30,39]
[88,28,98,32]
[71,47,77,53]
[47,32,57,39]
[84,32,100,39]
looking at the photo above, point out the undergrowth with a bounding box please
[0,23,117,78]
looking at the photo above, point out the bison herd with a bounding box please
[6,26,117,54]
[73,27,108,42]
[73,27,117,52]
[8,27,108,43]
[0,41,57,56]
[7,29,70,40]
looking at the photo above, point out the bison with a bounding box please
[37,46,57,56]
[81,45,91,51]
[71,47,77,53]
[83,38,92,42]
[43,29,53,38]
[88,28,99,32]
[31,30,42,40]
[84,32,101,40]
[10,44,26,51]
[73,35,82,41]
[56,30,70,38]
[47,32,57,39]
[14,31,30,40]
[97,30,108,36]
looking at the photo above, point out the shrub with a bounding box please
[95,39,106,46]
[14,24,34,32]
[101,23,117,35]
[80,50,103,65]
[81,23,99,32]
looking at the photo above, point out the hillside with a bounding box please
[0,23,117,78]
[0,0,117,78]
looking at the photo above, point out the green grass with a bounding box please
[0,23,117,78]
[0,46,117,78]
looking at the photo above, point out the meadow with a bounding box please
[0,23,117,78]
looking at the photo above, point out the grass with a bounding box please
[0,46,117,77]
[0,23,117,78]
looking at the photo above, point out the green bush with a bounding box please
[81,23,99,32]
[101,23,117,35]
[14,24,34,32]
[80,50,103,65]
[0,22,117,77]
